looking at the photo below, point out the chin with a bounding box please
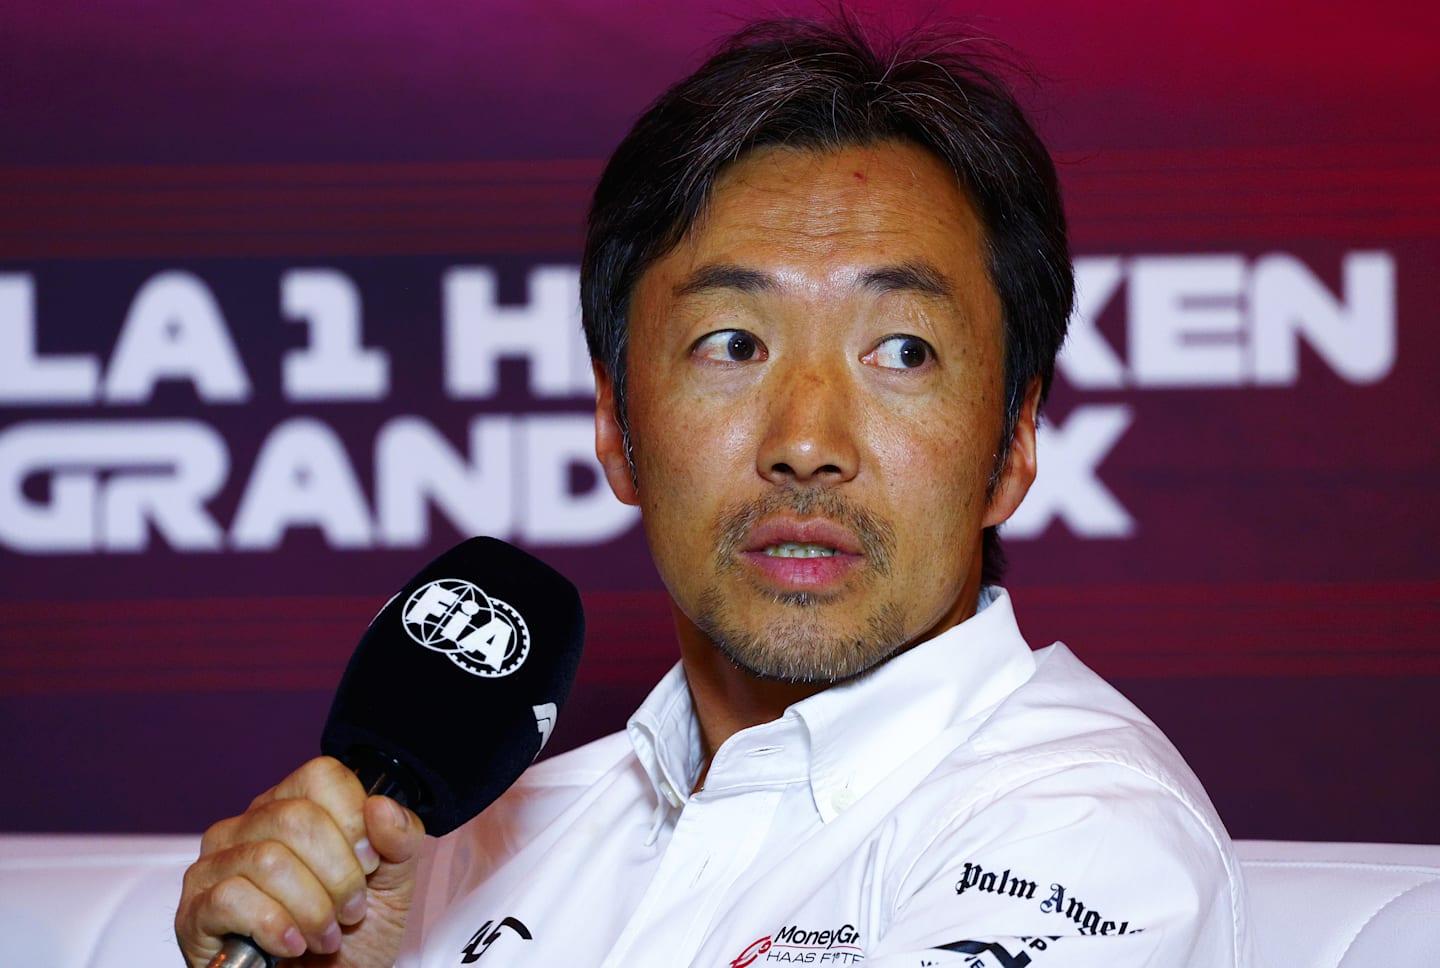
[697,593,907,684]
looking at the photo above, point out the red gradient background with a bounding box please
[1,1,1437,841]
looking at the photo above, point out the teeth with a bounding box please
[764,542,839,558]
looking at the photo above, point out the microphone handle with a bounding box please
[204,751,417,968]
[207,936,275,968]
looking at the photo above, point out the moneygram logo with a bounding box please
[401,578,530,677]
[731,924,863,966]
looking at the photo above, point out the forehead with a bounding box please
[641,141,998,313]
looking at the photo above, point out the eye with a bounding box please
[692,329,767,363]
[864,335,933,370]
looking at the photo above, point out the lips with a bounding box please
[712,490,896,596]
[739,516,865,589]
[744,517,864,557]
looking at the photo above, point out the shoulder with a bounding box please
[873,644,1250,965]
[472,727,640,829]
[422,729,640,867]
[960,642,1221,824]
[514,728,636,790]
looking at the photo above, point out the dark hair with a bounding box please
[581,17,1073,583]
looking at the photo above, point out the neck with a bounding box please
[674,618,828,773]
[670,584,984,783]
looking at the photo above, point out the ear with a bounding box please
[982,378,1042,528]
[593,362,639,507]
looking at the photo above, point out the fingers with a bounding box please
[186,874,312,962]
[362,795,426,895]
[176,756,381,966]
[247,755,376,872]
[208,764,372,911]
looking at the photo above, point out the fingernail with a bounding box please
[354,837,380,872]
[341,892,367,924]
[390,798,411,831]
[282,926,306,957]
[320,920,342,953]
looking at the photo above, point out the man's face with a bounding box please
[594,141,1038,683]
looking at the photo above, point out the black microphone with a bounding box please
[209,537,585,968]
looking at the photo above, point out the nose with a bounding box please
[756,359,859,486]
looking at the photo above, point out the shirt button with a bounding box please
[830,789,857,812]
[659,780,683,808]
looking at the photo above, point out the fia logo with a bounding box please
[460,916,532,963]
[402,579,530,678]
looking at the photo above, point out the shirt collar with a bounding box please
[626,586,1036,823]
[626,661,704,811]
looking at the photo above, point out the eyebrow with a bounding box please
[673,260,953,299]
[858,261,952,298]
[674,264,774,297]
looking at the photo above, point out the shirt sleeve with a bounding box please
[862,760,1250,968]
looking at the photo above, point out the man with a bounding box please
[176,19,1251,968]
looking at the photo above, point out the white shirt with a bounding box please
[399,588,1252,967]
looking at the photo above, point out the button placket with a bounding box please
[598,788,782,968]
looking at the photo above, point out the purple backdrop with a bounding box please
[2,0,1437,842]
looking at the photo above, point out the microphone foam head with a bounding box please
[321,537,585,836]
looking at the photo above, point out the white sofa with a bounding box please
[1235,839,1440,966]
[1,835,1436,966]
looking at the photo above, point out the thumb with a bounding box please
[362,794,425,894]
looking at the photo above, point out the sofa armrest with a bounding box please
[1236,839,1440,968]
[0,834,200,968]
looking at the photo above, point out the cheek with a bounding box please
[637,374,755,467]
[866,406,995,529]
[629,389,738,522]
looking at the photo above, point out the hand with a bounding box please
[175,756,426,968]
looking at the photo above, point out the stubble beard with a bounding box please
[693,488,909,684]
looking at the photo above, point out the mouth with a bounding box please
[712,490,896,598]
[762,542,842,559]
[738,517,864,590]
[743,515,863,556]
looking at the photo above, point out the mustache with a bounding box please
[712,487,896,578]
